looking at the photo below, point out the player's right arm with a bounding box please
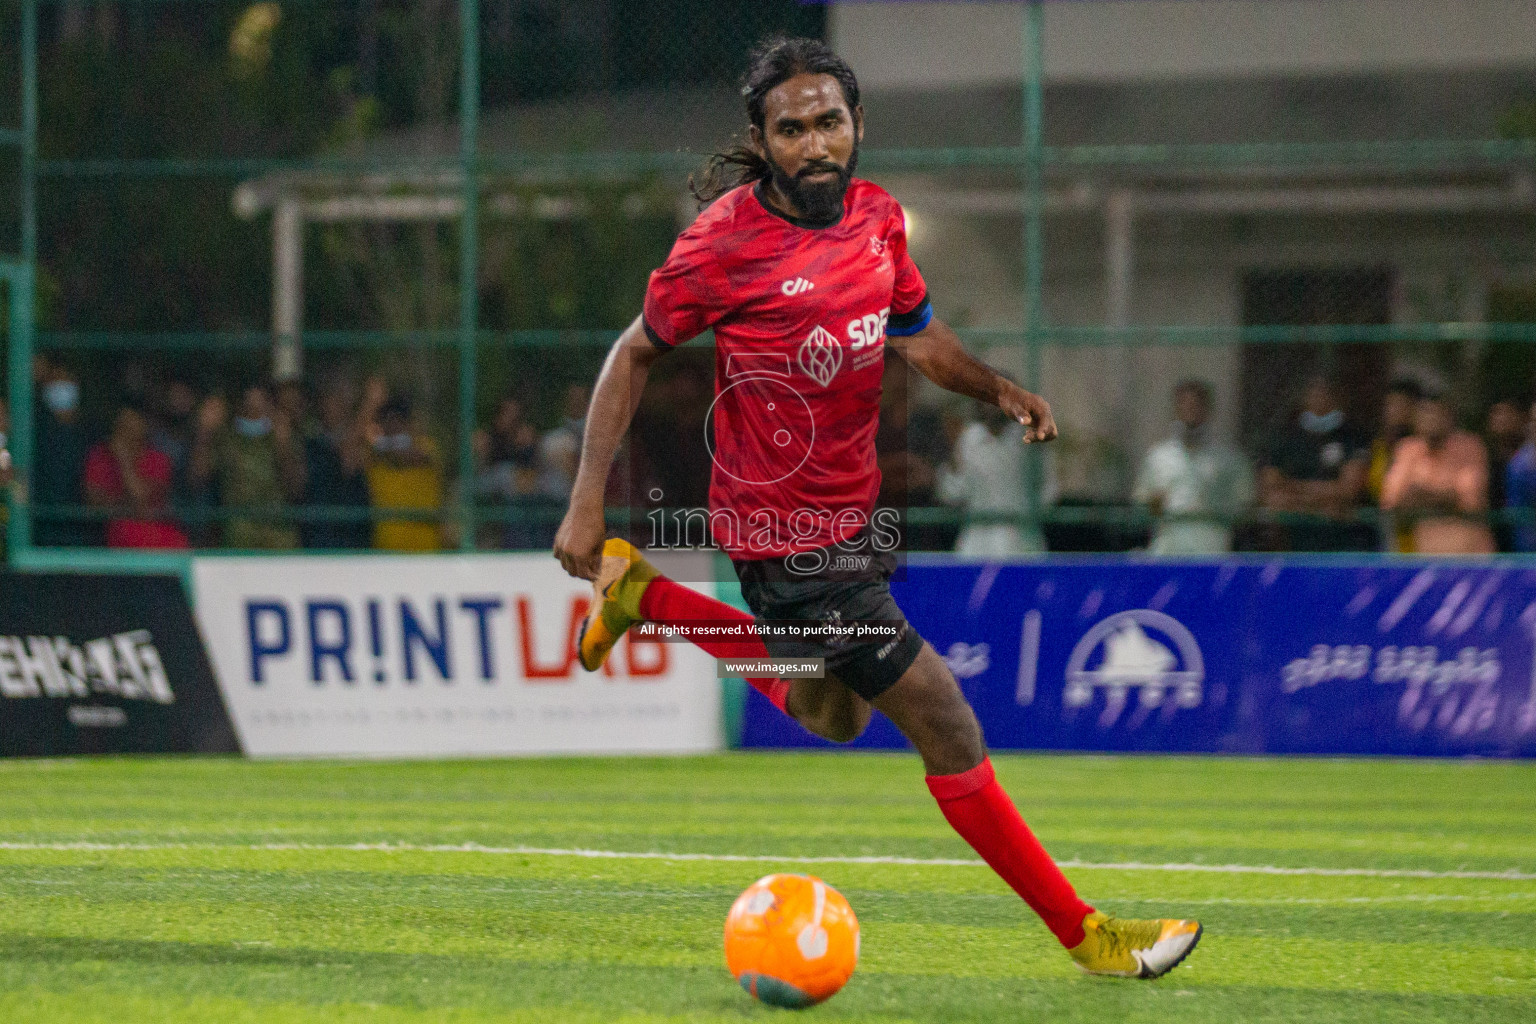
[553,316,666,580]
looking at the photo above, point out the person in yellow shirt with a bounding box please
[361,378,444,551]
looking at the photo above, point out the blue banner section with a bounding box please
[741,561,1536,756]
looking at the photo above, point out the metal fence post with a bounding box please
[1022,0,1045,540]
[8,0,39,563]
[458,0,481,552]
[6,262,35,560]
[21,0,36,274]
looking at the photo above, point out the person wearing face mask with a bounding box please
[1380,392,1494,555]
[188,385,306,548]
[1258,375,1372,551]
[1132,380,1254,556]
[32,356,96,546]
[359,376,444,551]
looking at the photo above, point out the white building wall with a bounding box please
[834,0,1536,89]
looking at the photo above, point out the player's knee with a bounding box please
[914,700,983,760]
[816,709,869,744]
[789,680,871,744]
[833,697,874,742]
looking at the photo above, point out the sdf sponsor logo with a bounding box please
[0,630,174,705]
[241,593,668,687]
[846,309,889,352]
[1063,610,1204,726]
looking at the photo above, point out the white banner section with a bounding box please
[192,555,721,757]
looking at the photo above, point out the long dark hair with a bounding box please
[689,36,861,206]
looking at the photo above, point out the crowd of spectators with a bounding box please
[1117,373,1536,557]
[10,353,1536,558]
[24,357,474,552]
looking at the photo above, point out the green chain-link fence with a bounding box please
[3,0,1536,570]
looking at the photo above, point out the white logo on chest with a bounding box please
[797,326,844,387]
[781,277,815,296]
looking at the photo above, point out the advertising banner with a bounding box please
[192,554,722,757]
[742,561,1536,757]
[0,572,238,756]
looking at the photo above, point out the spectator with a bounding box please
[635,363,712,509]
[1380,392,1494,555]
[0,398,8,554]
[148,376,206,542]
[877,360,953,550]
[1486,400,1526,549]
[1504,402,1536,553]
[83,404,189,549]
[474,395,540,498]
[0,396,12,496]
[474,395,550,549]
[1132,380,1254,555]
[189,385,306,549]
[1367,378,1423,552]
[1258,375,1372,551]
[275,379,307,431]
[537,384,590,501]
[876,362,947,506]
[361,377,444,551]
[303,377,372,550]
[938,403,1040,557]
[32,356,95,546]
[149,377,199,484]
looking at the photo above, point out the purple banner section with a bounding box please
[741,561,1536,756]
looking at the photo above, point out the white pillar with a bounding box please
[1104,188,1134,331]
[272,196,304,382]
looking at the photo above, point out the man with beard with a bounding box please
[552,37,1202,979]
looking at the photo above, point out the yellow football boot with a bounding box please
[1068,911,1202,978]
[577,538,661,671]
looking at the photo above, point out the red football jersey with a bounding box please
[643,178,932,560]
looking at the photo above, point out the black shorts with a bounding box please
[732,532,925,701]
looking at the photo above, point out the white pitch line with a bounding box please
[3,841,1536,882]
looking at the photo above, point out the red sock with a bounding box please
[639,575,790,712]
[926,757,1094,947]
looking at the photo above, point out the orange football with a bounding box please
[723,873,860,1008]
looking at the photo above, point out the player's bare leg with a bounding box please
[784,675,872,743]
[872,642,1202,978]
[577,538,796,712]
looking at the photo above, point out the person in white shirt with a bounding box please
[1133,380,1255,555]
[939,403,1055,557]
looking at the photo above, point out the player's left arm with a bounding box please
[887,318,1058,444]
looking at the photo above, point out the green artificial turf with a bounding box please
[1,754,1533,1022]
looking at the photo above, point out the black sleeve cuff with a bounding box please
[642,317,674,351]
[886,294,933,336]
